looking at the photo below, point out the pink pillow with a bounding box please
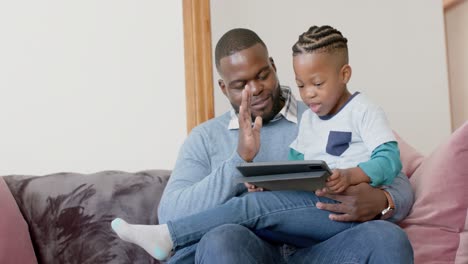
[0,177,37,264]
[399,122,468,264]
[394,131,424,177]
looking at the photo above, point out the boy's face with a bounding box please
[218,43,283,124]
[293,52,351,117]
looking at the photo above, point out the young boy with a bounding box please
[111,25,402,261]
[287,25,400,193]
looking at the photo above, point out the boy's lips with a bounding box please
[309,103,321,113]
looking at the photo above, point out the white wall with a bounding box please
[0,1,186,175]
[445,1,468,131]
[211,0,451,155]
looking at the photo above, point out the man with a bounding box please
[158,28,413,263]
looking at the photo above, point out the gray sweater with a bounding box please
[158,101,413,224]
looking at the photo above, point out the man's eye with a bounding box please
[258,73,269,80]
[231,83,246,90]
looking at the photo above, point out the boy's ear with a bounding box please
[341,64,352,84]
[218,79,228,96]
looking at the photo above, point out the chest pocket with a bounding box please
[326,131,352,156]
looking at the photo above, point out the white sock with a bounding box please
[111,218,173,260]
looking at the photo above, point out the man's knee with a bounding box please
[365,221,411,247]
[199,224,252,248]
[195,224,281,264]
[364,221,413,262]
[195,224,254,262]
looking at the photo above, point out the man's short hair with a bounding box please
[215,28,266,72]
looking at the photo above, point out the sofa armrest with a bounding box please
[4,170,170,264]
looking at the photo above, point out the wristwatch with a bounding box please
[379,190,395,220]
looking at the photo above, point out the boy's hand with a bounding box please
[326,169,351,193]
[244,182,263,192]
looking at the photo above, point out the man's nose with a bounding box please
[248,80,262,96]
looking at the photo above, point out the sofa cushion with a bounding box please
[399,122,468,264]
[0,177,37,264]
[394,131,424,177]
[4,170,170,264]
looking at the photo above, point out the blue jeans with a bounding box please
[166,191,413,263]
[168,222,413,264]
[167,191,355,250]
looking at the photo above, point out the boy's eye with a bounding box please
[315,82,323,87]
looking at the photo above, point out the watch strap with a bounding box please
[379,190,395,220]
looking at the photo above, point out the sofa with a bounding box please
[1,122,467,264]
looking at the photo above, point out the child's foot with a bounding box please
[111,218,173,260]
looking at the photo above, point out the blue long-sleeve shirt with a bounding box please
[158,101,413,224]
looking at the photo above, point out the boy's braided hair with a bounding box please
[292,25,348,57]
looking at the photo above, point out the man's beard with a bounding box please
[233,85,285,125]
[259,88,284,124]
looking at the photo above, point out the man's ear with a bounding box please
[269,57,277,72]
[218,79,228,96]
[341,64,352,84]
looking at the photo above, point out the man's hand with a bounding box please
[244,182,264,192]
[237,86,262,162]
[315,183,388,222]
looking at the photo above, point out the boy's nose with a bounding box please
[305,87,317,98]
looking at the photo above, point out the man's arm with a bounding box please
[159,88,262,224]
[157,128,245,224]
[315,172,414,222]
[382,172,414,222]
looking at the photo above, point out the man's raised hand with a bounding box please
[237,86,262,162]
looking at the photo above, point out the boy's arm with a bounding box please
[358,141,402,186]
[288,148,304,160]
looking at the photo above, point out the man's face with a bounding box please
[218,43,283,124]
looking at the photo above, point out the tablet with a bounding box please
[236,160,332,192]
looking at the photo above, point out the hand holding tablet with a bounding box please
[236,160,332,192]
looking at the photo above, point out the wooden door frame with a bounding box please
[443,0,465,10]
[182,0,214,133]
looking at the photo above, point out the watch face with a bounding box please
[380,206,394,220]
[382,207,392,215]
